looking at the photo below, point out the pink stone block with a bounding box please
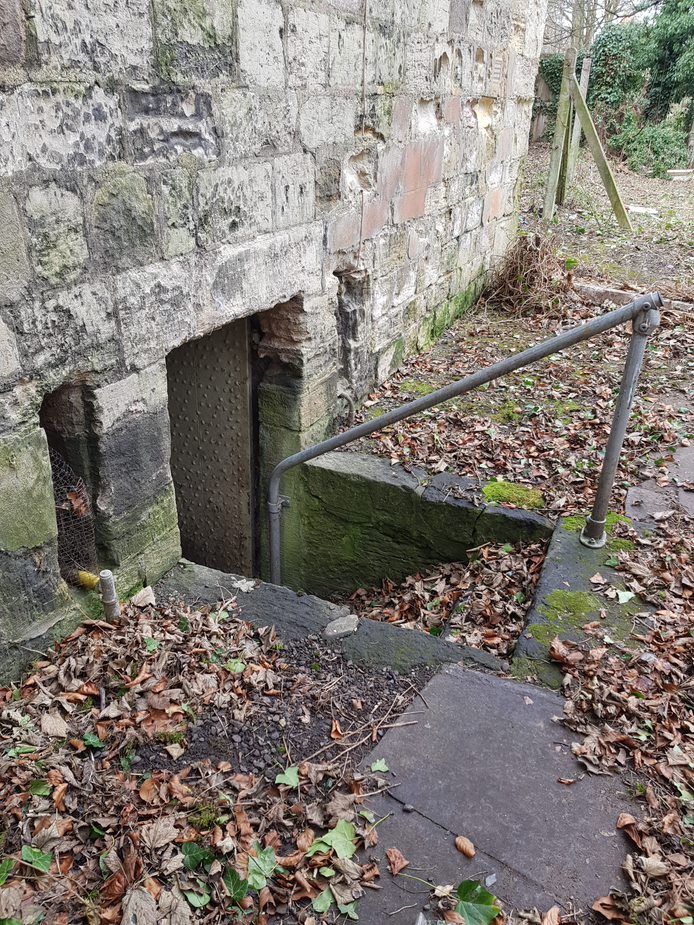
[362,197,389,240]
[394,188,427,224]
[377,146,404,201]
[402,142,422,192]
[420,138,444,185]
[391,97,411,142]
[443,97,462,125]
[483,187,504,224]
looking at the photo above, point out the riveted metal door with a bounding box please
[166,319,254,575]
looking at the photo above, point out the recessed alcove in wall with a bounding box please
[39,382,98,583]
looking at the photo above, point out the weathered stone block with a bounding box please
[125,88,219,164]
[10,281,117,378]
[0,428,57,554]
[237,0,284,88]
[97,483,180,573]
[272,153,316,230]
[206,224,324,333]
[328,17,362,89]
[0,316,21,386]
[115,256,200,370]
[197,161,272,247]
[287,7,329,90]
[161,169,196,257]
[153,0,236,82]
[25,183,88,288]
[34,0,153,77]
[215,89,298,159]
[0,541,65,645]
[0,192,30,305]
[0,0,25,65]
[299,96,356,151]
[0,85,122,177]
[91,171,156,269]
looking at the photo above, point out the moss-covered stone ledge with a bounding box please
[514,514,650,689]
[290,451,553,598]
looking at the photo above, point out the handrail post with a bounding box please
[580,296,662,548]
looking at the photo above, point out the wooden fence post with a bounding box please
[566,55,592,185]
[568,76,633,232]
[543,47,577,222]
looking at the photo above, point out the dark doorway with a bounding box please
[166,318,255,575]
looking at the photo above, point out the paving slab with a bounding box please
[357,666,632,922]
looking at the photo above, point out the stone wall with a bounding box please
[0,0,547,647]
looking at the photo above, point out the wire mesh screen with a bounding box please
[48,447,97,582]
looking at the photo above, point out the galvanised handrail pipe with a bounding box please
[268,293,663,585]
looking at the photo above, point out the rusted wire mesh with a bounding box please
[48,447,97,583]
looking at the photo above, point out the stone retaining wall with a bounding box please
[0,0,547,645]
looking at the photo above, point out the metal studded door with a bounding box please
[166,319,254,575]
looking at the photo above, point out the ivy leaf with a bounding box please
[144,637,160,653]
[183,882,211,909]
[307,820,357,860]
[616,589,635,605]
[6,744,36,759]
[182,842,215,872]
[455,880,501,925]
[319,866,335,878]
[275,766,300,788]
[225,659,245,674]
[21,845,53,874]
[312,889,333,913]
[247,844,282,890]
[370,759,389,773]
[28,779,51,797]
[338,901,360,920]
[222,867,248,904]
[0,858,14,886]
[83,732,104,750]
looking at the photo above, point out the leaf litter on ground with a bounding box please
[0,598,433,924]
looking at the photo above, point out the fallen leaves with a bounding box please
[0,600,426,923]
[385,846,410,875]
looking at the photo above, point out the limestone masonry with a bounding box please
[0,0,547,653]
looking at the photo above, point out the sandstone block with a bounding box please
[287,7,329,90]
[153,0,236,82]
[125,88,219,164]
[0,316,21,386]
[14,281,117,378]
[0,192,30,305]
[25,183,88,288]
[34,0,153,77]
[272,153,316,230]
[197,161,273,248]
[92,361,168,434]
[328,17,362,89]
[0,0,25,65]
[0,428,57,554]
[299,96,356,151]
[206,224,324,332]
[237,0,284,88]
[215,89,298,159]
[91,171,156,270]
[116,256,200,370]
[161,169,196,257]
[0,85,122,178]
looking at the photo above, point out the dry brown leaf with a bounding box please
[541,905,561,925]
[385,846,409,875]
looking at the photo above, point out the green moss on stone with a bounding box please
[92,171,155,265]
[530,590,602,646]
[561,512,631,534]
[482,480,544,510]
[509,655,563,689]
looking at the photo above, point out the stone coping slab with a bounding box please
[155,560,501,674]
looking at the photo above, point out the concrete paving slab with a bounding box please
[357,666,632,922]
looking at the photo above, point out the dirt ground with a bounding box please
[521,142,694,300]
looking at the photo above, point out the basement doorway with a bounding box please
[166,318,257,576]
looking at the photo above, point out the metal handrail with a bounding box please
[268,293,663,585]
